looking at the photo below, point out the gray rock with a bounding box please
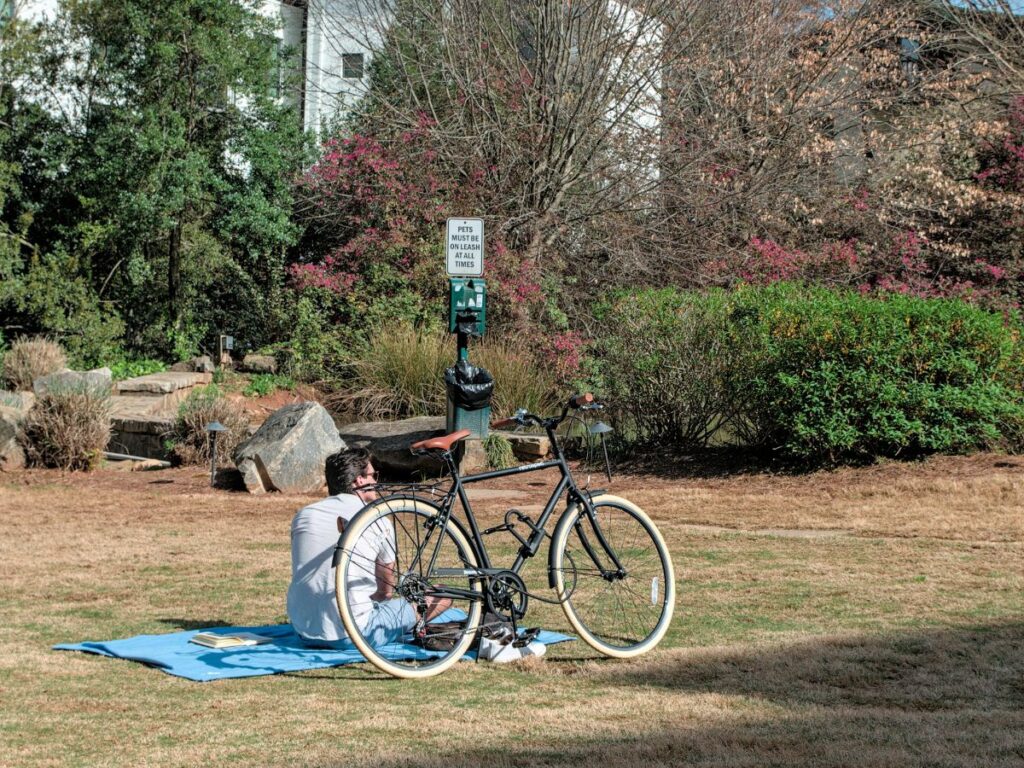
[192,355,216,374]
[233,401,344,494]
[0,405,26,471]
[169,361,194,372]
[0,390,35,413]
[33,367,112,396]
[500,432,551,459]
[242,354,277,374]
[337,416,446,478]
[116,371,211,395]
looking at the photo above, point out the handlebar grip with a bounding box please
[570,393,594,408]
[491,418,517,430]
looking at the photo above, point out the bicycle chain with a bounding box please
[482,549,578,608]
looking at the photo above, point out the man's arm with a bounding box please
[371,558,396,602]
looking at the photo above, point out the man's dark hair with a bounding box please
[325,448,373,496]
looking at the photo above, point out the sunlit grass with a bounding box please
[1,455,1021,767]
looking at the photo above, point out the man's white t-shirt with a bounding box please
[286,494,396,642]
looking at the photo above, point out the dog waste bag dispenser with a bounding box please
[448,278,486,342]
[446,278,492,436]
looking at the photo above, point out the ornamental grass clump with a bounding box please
[335,322,449,419]
[2,337,67,391]
[334,322,561,421]
[170,385,249,466]
[19,386,111,471]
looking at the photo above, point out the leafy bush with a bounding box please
[169,385,249,466]
[19,386,111,470]
[2,336,67,390]
[595,284,1024,462]
[243,373,295,398]
[286,295,350,384]
[728,283,1024,461]
[108,357,167,382]
[592,290,749,451]
[334,322,560,421]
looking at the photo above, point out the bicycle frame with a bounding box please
[402,421,627,603]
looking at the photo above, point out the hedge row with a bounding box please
[593,283,1024,462]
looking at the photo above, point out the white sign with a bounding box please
[446,218,484,276]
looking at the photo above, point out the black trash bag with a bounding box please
[444,359,494,411]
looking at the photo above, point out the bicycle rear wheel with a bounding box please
[551,494,674,658]
[335,497,483,679]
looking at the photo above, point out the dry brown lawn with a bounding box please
[0,453,1021,768]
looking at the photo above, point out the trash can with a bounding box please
[444,359,494,436]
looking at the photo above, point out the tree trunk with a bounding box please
[167,222,182,330]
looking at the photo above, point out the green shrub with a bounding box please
[594,284,1024,462]
[287,295,350,384]
[108,357,167,382]
[592,289,748,451]
[484,433,516,469]
[727,283,1024,460]
[170,384,249,466]
[2,336,67,390]
[243,373,295,398]
[19,386,111,470]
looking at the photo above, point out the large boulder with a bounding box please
[242,354,277,374]
[168,355,215,374]
[337,416,446,478]
[0,405,26,471]
[33,367,112,396]
[233,401,344,494]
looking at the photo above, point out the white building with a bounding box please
[11,0,379,133]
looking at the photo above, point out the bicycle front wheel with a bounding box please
[551,495,674,658]
[335,497,483,679]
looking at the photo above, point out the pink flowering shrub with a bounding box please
[975,96,1024,194]
[705,226,1015,310]
[290,122,575,384]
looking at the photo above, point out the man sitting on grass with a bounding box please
[287,448,449,649]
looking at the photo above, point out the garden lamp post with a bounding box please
[205,421,227,487]
[589,421,614,481]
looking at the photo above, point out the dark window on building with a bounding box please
[342,53,364,79]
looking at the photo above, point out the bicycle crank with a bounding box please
[485,570,528,622]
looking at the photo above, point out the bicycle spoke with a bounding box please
[557,500,673,654]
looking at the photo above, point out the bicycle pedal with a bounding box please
[512,627,541,647]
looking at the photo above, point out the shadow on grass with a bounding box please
[597,622,1024,711]
[157,618,233,631]
[326,623,1024,768]
[608,446,881,480]
[211,468,248,492]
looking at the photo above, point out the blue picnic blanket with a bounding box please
[53,618,574,682]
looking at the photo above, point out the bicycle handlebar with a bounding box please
[490,393,600,431]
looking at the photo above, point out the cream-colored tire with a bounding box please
[335,497,482,679]
[551,494,674,658]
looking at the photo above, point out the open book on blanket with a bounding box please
[189,631,274,649]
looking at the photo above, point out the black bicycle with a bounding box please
[333,393,675,678]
